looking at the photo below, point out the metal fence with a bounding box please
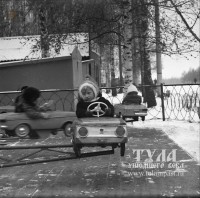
[161,83,200,122]
[0,84,199,122]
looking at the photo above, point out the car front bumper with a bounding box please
[74,137,128,146]
[134,112,147,116]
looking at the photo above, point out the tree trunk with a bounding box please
[110,45,117,96]
[39,3,49,58]
[105,62,111,94]
[132,0,141,85]
[139,0,157,108]
[121,0,133,96]
[118,23,123,93]
[154,0,162,96]
[0,0,4,37]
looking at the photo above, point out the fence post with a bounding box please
[160,83,165,121]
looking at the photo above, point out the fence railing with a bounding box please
[161,83,200,122]
[0,84,199,122]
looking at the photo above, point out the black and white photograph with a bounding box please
[0,0,199,197]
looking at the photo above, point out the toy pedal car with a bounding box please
[71,102,128,157]
[0,111,76,138]
[114,103,147,121]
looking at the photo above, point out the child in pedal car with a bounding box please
[122,84,142,105]
[76,75,114,118]
[20,87,51,119]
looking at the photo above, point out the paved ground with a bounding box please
[0,125,199,198]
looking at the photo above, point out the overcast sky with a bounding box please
[154,18,200,79]
[161,53,199,79]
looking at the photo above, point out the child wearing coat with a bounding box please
[20,87,50,119]
[122,84,142,105]
[76,76,114,118]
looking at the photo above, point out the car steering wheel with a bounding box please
[87,102,108,117]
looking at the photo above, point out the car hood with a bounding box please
[114,104,147,110]
[73,117,126,126]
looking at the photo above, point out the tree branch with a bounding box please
[169,0,200,43]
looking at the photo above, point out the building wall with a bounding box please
[82,59,98,82]
[0,56,74,91]
[0,48,83,111]
[91,51,100,85]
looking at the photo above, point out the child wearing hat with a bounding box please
[76,75,114,118]
[122,84,142,105]
[20,87,51,119]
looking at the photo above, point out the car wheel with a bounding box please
[73,143,81,157]
[120,143,125,157]
[63,122,72,137]
[141,116,145,121]
[133,116,138,121]
[15,124,30,138]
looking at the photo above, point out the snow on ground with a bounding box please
[102,90,200,162]
[129,120,200,163]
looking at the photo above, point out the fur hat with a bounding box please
[18,86,28,92]
[23,87,41,104]
[127,84,138,93]
[78,75,99,99]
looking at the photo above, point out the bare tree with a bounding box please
[169,0,200,43]
[0,0,199,92]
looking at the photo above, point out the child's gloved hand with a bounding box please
[105,108,111,115]
[40,100,54,111]
[85,110,93,117]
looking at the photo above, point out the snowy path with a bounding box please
[129,120,200,163]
